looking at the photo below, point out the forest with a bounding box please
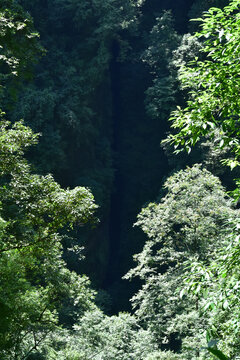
[1,0,240,359]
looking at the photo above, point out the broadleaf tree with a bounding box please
[162,0,240,357]
[126,165,237,359]
[0,2,98,358]
[164,0,240,170]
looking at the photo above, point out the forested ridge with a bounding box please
[1,0,240,359]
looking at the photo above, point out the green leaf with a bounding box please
[207,347,229,360]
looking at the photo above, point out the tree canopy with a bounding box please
[126,165,237,359]
[0,2,98,358]
[165,0,240,170]
[2,0,240,359]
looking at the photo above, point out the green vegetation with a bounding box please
[126,164,237,359]
[166,0,240,168]
[1,0,240,359]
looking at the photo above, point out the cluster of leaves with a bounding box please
[0,114,98,359]
[142,11,180,120]
[152,0,240,358]
[182,216,240,358]
[126,165,237,359]
[0,0,43,96]
[0,3,100,358]
[165,0,240,169]
[35,309,156,360]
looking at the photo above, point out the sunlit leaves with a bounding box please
[162,3,240,354]
[126,165,236,358]
[165,0,240,167]
[0,116,97,358]
[0,0,43,86]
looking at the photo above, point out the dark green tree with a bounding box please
[0,3,97,358]
[143,11,180,120]
[0,113,97,360]
[0,0,43,100]
[8,0,146,285]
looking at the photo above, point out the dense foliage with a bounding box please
[126,165,237,359]
[163,0,240,357]
[2,0,240,359]
[166,0,240,168]
[0,3,97,358]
